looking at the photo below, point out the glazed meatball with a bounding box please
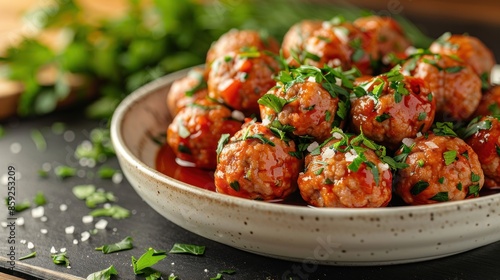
[429,33,496,80]
[297,132,393,208]
[167,99,243,169]
[214,122,302,201]
[259,67,351,142]
[350,68,435,149]
[298,19,379,75]
[281,20,323,67]
[166,67,208,117]
[353,15,411,58]
[207,50,280,116]
[464,116,500,188]
[402,53,482,121]
[474,85,500,117]
[206,29,280,65]
[395,132,484,205]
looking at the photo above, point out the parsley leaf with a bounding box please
[86,265,118,280]
[132,248,167,275]
[95,236,133,254]
[257,94,290,113]
[410,181,429,195]
[430,192,449,202]
[169,243,206,255]
[52,252,70,267]
[443,150,457,166]
[375,113,391,122]
[89,205,130,219]
[19,251,37,260]
[216,134,230,163]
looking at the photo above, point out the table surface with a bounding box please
[2,6,500,280]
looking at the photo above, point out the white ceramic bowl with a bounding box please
[110,67,500,265]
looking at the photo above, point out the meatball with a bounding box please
[207,50,280,116]
[429,33,496,80]
[259,76,348,142]
[402,53,482,121]
[206,29,280,65]
[214,122,302,201]
[297,19,379,75]
[474,85,500,117]
[281,20,323,67]
[167,99,243,169]
[395,132,484,205]
[297,132,393,208]
[353,15,411,58]
[166,67,208,117]
[350,68,435,149]
[464,116,500,188]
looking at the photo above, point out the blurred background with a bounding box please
[1,0,499,120]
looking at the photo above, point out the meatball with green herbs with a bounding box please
[350,66,435,149]
[395,125,484,205]
[166,67,208,118]
[166,99,243,169]
[259,65,358,142]
[214,122,302,201]
[298,129,395,208]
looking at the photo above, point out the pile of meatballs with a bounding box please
[165,15,500,208]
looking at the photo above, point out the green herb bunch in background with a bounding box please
[0,0,431,119]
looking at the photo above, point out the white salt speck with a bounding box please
[87,159,96,168]
[40,216,48,222]
[231,110,245,121]
[63,130,75,142]
[60,248,66,253]
[171,263,175,266]
[103,203,111,209]
[204,269,208,273]
[81,231,90,242]
[112,173,123,184]
[95,219,108,230]
[32,206,45,218]
[10,142,22,154]
[42,162,52,172]
[65,226,75,234]
[20,240,27,244]
[112,228,117,232]
[41,229,48,234]
[50,246,57,254]
[82,215,93,224]
[1,222,8,228]
[416,132,423,138]
[402,138,415,147]
[73,239,78,245]
[60,204,68,212]
[27,242,34,249]
[1,174,7,186]
[131,209,137,215]
[16,217,25,226]
[77,169,86,178]
[306,142,319,153]
[78,158,88,167]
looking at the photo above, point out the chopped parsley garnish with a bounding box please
[216,134,230,163]
[185,71,207,97]
[461,151,469,160]
[19,251,37,260]
[240,132,275,147]
[418,112,427,121]
[86,265,119,280]
[52,252,70,267]
[31,129,47,152]
[89,205,130,219]
[459,117,492,139]
[258,94,296,113]
[375,113,391,123]
[14,200,31,213]
[178,144,191,154]
[229,181,240,191]
[314,168,324,175]
[417,159,425,167]
[410,180,429,195]
[456,182,463,191]
[96,236,133,254]
[471,172,481,183]
[481,72,490,90]
[210,270,236,280]
[54,165,77,179]
[488,103,500,115]
[350,38,365,62]
[432,122,457,137]
[73,184,116,208]
[438,177,445,184]
[97,166,119,179]
[430,192,449,202]
[427,93,433,102]
[443,150,458,166]
[169,243,206,255]
[132,247,167,275]
[34,191,47,206]
[468,185,480,197]
[496,145,500,156]
[444,66,464,73]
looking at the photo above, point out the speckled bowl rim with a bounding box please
[110,67,500,218]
